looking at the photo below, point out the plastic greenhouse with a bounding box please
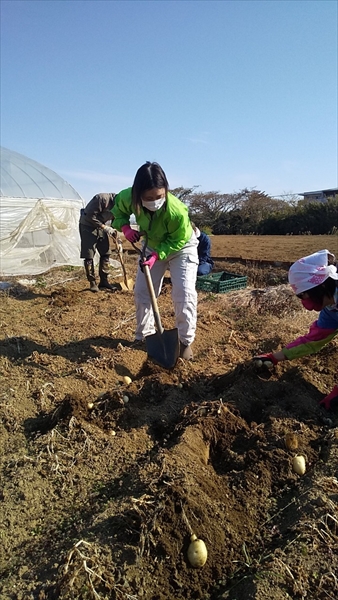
[0,147,85,276]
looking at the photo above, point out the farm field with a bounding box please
[0,235,337,600]
[209,234,338,262]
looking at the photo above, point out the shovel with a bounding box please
[115,238,134,291]
[132,235,179,370]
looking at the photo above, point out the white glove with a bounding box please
[252,353,278,368]
[102,225,117,238]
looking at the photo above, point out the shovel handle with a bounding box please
[114,238,131,289]
[131,231,148,260]
[143,265,164,334]
[131,232,163,332]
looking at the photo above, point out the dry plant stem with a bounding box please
[262,489,308,526]
[75,366,99,382]
[45,277,79,288]
[64,540,106,600]
[273,557,295,581]
[46,422,91,477]
[180,502,194,536]
[319,571,338,595]
[131,495,156,559]
[63,539,139,599]
[111,310,136,332]
[241,542,251,567]
[307,513,338,547]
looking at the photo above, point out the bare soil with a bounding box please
[0,236,337,600]
[209,234,337,262]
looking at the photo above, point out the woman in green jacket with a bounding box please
[112,162,199,359]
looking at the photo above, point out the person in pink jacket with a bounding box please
[253,249,338,411]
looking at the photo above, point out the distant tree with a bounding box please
[170,186,199,203]
[258,198,338,235]
[236,188,289,223]
[185,191,242,227]
[171,185,337,235]
[212,189,290,234]
[213,210,246,234]
[274,192,303,208]
[298,199,338,234]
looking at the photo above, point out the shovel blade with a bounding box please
[145,328,179,370]
[120,277,134,291]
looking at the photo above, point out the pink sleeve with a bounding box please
[286,320,335,348]
[282,320,337,360]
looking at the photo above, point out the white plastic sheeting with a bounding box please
[0,147,85,276]
[0,197,84,275]
[1,147,82,200]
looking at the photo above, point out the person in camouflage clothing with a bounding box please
[79,193,118,292]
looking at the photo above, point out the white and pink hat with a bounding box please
[288,249,338,295]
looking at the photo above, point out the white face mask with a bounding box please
[141,197,166,212]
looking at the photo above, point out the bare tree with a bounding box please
[170,186,199,203]
[235,188,289,223]
[171,186,290,231]
[185,191,242,225]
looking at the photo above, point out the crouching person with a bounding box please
[79,193,118,292]
[192,223,214,276]
[253,249,338,411]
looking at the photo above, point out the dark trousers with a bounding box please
[79,223,111,260]
[197,262,213,276]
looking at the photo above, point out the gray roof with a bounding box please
[300,188,338,196]
[0,146,82,200]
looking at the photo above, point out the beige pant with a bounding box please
[134,234,199,345]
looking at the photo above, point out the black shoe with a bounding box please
[132,339,146,349]
[89,281,99,292]
[99,280,118,292]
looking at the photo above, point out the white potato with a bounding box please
[187,534,208,568]
[292,455,306,475]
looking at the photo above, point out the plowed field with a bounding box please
[0,235,337,600]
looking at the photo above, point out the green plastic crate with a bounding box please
[196,271,247,294]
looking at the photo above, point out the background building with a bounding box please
[299,188,338,203]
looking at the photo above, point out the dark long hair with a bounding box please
[131,162,169,215]
[302,277,337,303]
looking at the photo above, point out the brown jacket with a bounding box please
[80,193,115,229]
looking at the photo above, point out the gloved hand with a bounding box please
[102,225,117,238]
[319,385,338,411]
[252,353,279,369]
[139,252,158,272]
[121,224,141,243]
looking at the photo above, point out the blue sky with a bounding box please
[1,0,337,201]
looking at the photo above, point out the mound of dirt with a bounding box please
[49,288,80,307]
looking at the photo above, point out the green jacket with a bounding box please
[112,188,193,260]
